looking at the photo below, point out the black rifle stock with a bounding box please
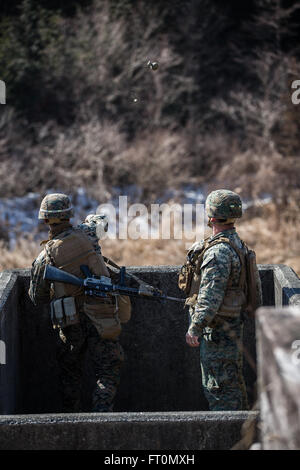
[43,265,84,287]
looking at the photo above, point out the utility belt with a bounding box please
[50,294,131,340]
[50,295,114,330]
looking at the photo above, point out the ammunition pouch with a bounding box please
[115,295,132,324]
[50,296,80,329]
[83,298,121,340]
[178,264,194,296]
[217,288,246,319]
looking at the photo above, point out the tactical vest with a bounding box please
[178,236,258,319]
[45,227,130,339]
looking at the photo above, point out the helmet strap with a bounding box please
[48,220,72,239]
[45,218,70,225]
[208,217,236,227]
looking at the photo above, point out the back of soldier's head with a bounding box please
[206,189,242,226]
[39,193,74,224]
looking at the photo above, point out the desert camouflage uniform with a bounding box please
[188,228,262,411]
[29,217,123,413]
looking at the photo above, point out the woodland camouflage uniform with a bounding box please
[29,195,124,413]
[186,190,262,411]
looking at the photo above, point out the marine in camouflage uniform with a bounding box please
[185,190,262,411]
[29,194,124,413]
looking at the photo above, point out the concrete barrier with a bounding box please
[0,271,21,414]
[0,410,258,450]
[0,263,298,449]
[273,264,300,307]
[0,265,274,415]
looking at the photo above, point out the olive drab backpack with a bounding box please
[242,244,261,317]
[178,237,260,319]
[44,227,131,339]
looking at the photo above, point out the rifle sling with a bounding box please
[103,256,157,290]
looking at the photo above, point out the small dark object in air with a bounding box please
[147,60,159,71]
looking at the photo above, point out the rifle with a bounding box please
[43,264,185,303]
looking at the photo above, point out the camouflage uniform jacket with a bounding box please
[188,228,262,337]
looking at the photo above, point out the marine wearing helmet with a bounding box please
[182,189,261,411]
[29,192,124,413]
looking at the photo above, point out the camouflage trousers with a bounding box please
[200,317,249,411]
[56,312,124,413]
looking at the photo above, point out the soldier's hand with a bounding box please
[185,333,199,348]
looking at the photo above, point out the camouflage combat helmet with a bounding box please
[206,189,242,219]
[38,193,74,221]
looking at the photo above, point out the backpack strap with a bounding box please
[202,236,247,291]
[44,241,56,266]
[103,256,158,292]
[193,238,223,273]
[220,237,247,291]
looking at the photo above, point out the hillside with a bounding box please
[0,0,299,273]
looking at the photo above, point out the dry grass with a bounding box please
[0,2,299,283]
[0,239,40,271]
[238,203,300,276]
[1,203,299,276]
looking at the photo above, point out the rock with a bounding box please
[256,306,300,450]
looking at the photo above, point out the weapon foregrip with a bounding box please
[80,264,93,278]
